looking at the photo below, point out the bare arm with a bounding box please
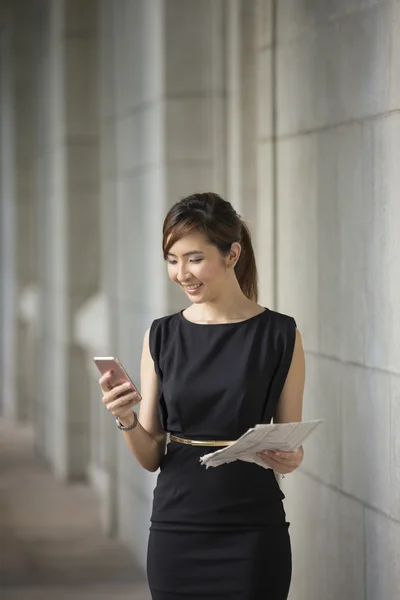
[100,328,166,472]
[257,328,306,473]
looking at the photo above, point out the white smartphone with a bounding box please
[93,356,142,401]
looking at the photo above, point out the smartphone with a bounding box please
[93,356,142,400]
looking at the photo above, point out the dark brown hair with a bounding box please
[162,192,258,302]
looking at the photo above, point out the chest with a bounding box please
[160,330,276,429]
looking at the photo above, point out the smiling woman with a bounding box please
[162,191,258,304]
[100,192,305,600]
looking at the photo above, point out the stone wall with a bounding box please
[276,2,400,599]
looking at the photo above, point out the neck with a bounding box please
[187,292,260,324]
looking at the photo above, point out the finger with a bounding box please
[256,455,292,474]
[112,390,141,406]
[270,446,303,459]
[107,398,137,417]
[102,390,112,405]
[99,371,113,392]
[106,392,140,413]
[101,383,132,405]
[266,454,296,468]
[267,451,293,464]
[257,453,293,472]
[256,454,275,468]
[102,385,137,407]
[109,381,135,399]
[262,450,298,463]
[271,451,294,458]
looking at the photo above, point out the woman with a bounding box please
[99,192,305,600]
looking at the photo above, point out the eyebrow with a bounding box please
[166,250,204,257]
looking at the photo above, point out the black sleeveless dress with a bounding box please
[147,307,297,600]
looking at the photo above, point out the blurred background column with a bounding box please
[35,0,100,479]
[0,1,17,420]
[93,0,229,565]
[224,0,276,308]
[13,1,40,424]
[74,0,119,536]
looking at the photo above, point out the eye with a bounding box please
[190,259,203,264]
[166,259,177,265]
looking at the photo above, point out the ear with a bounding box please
[228,242,241,267]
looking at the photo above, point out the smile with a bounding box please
[182,283,203,293]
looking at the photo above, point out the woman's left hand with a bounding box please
[256,445,304,474]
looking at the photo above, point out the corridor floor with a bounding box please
[0,417,151,599]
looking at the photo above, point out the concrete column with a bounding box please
[275,2,400,599]
[0,7,17,420]
[163,0,227,312]
[226,0,275,309]
[94,0,229,567]
[13,1,40,423]
[81,0,119,535]
[109,0,165,564]
[255,0,275,308]
[74,291,111,532]
[35,0,100,479]
[34,0,53,460]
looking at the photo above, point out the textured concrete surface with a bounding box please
[276,2,400,598]
[0,418,151,600]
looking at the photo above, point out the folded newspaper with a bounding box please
[200,420,324,469]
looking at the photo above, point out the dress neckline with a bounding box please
[179,307,268,327]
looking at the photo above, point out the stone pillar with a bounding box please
[0,4,17,420]
[163,0,227,312]
[76,0,119,535]
[255,0,275,309]
[94,0,229,567]
[13,1,40,423]
[108,0,166,562]
[225,0,275,309]
[275,2,400,599]
[35,0,100,479]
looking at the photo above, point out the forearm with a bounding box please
[119,412,166,472]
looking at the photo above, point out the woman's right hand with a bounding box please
[99,371,141,420]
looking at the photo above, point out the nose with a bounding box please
[177,262,191,283]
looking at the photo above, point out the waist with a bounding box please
[169,434,235,447]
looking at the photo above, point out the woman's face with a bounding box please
[166,231,239,303]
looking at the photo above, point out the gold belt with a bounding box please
[170,434,235,447]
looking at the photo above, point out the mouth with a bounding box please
[182,283,203,295]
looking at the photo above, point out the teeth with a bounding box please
[185,284,202,290]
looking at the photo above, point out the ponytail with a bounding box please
[235,220,258,302]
